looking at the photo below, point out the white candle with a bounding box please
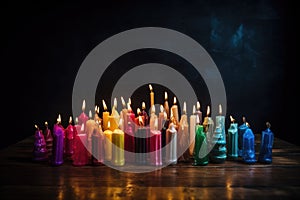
[189,105,196,156]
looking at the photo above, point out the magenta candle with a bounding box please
[72,124,89,166]
[64,116,76,157]
[33,125,48,161]
[51,116,64,166]
[43,121,53,157]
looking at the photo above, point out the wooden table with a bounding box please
[1,135,300,200]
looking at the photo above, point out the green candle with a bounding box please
[193,115,208,166]
[227,115,238,159]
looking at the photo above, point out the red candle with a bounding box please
[78,99,89,126]
[72,123,89,166]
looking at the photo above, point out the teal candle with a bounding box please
[258,122,274,164]
[242,127,257,164]
[210,125,227,163]
[193,116,208,166]
[227,116,238,159]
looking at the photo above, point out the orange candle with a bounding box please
[102,100,110,131]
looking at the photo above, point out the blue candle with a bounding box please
[238,117,248,157]
[227,116,238,159]
[242,126,257,164]
[258,122,274,164]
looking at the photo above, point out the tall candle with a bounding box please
[109,97,120,131]
[166,122,177,165]
[149,84,155,108]
[164,91,170,119]
[203,106,214,149]
[149,105,158,131]
[33,124,48,161]
[195,101,203,125]
[215,104,226,145]
[120,96,128,132]
[78,99,89,126]
[242,123,257,164]
[189,105,196,157]
[171,97,179,125]
[141,102,149,126]
[238,116,249,157]
[125,121,135,164]
[43,121,53,157]
[64,116,76,157]
[91,121,105,165]
[102,100,110,131]
[135,116,148,165]
[258,122,274,164]
[193,115,209,166]
[72,123,89,166]
[158,105,165,131]
[104,121,113,162]
[150,118,162,166]
[112,123,125,166]
[227,115,238,159]
[161,117,169,163]
[51,114,64,166]
[178,101,189,162]
[86,110,97,157]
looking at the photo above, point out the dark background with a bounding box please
[1,0,296,149]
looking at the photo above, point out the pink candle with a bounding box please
[78,99,89,126]
[72,123,89,166]
[64,116,76,157]
[124,121,135,164]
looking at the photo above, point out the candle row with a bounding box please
[33,85,274,166]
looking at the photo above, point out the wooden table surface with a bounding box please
[1,135,300,200]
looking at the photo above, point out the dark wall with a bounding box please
[1,0,296,149]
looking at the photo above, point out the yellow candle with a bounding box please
[164,91,169,119]
[102,100,110,131]
[104,121,113,161]
[109,97,119,131]
[112,128,125,166]
[149,84,154,107]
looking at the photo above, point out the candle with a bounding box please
[72,123,89,166]
[78,99,89,126]
[238,116,249,157]
[112,123,125,166]
[120,96,128,132]
[195,101,203,125]
[242,123,257,164]
[161,116,169,163]
[91,121,105,165]
[193,115,209,166]
[189,105,196,157]
[33,124,48,161]
[64,116,76,158]
[109,97,120,131]
[94,105,101,123]
[86,110,97,157]
[43,121,53,157]
[215,104,226,144]
[166,122,178,165]
[104,121,113,162]
[171,97,179,125]
[149,104,158,131]
[178,101,189,162]
[102,100,110,131]
[141,101,149,126]
[203,106,214,149]
[124,121,135,164]
[51,114,64,166]
[227,115,238,159]
[158,105,165,131]
[164,91,170,119]
[149,84,155,107]
[135,116,148,165]
[150,118,162,166]
[258,122,274,164]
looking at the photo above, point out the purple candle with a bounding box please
[33,125,48,161]
[43,121,53,157]
[51,115,64,166]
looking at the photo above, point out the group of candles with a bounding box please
[33,85,274,167]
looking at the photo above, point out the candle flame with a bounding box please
[82,99,86,112]
[230,115,235,123]
[89,110,92,119]
[142,102,146,110]
[95,105,98,113]
[75,117,78,124]
[128,98,131,105]
[206,106,210,116]
[138,115,144,126]
[57,114,61,124]
[107,121,110,129]
[121,96,126,108]
[35,124,39,130]
[45,121,48,126]
[173,97,177,105]
[192,105,196,114]
[137,108,141,115]
[127,103,132,112]
[69,116,72,124]
[266,122,271,129]
[113,97,117,109]
[160,104,164,113]
[219,104,222,115]
[196,101,200,110]
[164,91,168,100]
[242,116,246,123]
[149,84,153,91]
[102,100,107,111]
[183,101,186,114]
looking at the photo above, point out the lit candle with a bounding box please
[158,105,165,131]
[150,118,162,166]
[51,114,64,166]
[126,103,136,126]
[238,116,249,157]
[103,121,113,162]
[102,100,110,131]
[135,116,148,165]
[120,96,128,132]
[164,92,170,119]
[94,105,101,123]
[215,104,226,144]
[189,105,196,157]
[166,122,177,165]
[86,110,97,157]
[72,123,89,166]
[203,106,214,149]
[111,121,125,166]
[195,101,203,125]
[171,97,179,125]
[78,99,89,126]
[141,101,149,126]
[124,120,135,164]
[242,122,257,164]
[33,124,48,161]
[149,84,155,108]
[92,121,105,165]
[43,121,53,157]
[227,115,238,159]
[178,101,189,162]
[258,122,274,164]
[193,115,209,166]
[149,104,158,131]
[64,116,76,158]
[109,97,120,131]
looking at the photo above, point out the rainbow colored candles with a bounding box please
[51,115,64,166]
[166,122,177,165]
[242,126,257,164]
[227,116,238,159]
[258,122,274,164]
[33,125,48,161]
[193,116,208,166]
